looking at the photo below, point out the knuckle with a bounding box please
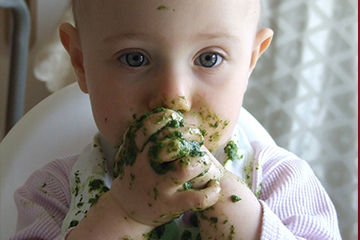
[190,193,211,210]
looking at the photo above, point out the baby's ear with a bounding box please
[249,28,274,72]
[59,23,88,93]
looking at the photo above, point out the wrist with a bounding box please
[67,191,153,240]
[198,171,262,240]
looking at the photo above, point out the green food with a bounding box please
[197,169,209,178]
[224,140,240,165]
[88,196,99,206]
[230,195,241,202]
[69,220,79,228]
[83,179,109,207]
[229,225,235,240]
[89,179,109,193]
[150,160,177,175]
[157,5,168,10]
[183,181,193,190]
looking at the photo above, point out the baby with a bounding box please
[10,0,342,239]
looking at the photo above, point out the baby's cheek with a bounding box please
[92,111,132,146]
[203,119,235,152]
[184,109,236,152]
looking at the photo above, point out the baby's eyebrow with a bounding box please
[191,32,240,42]
[102,32,239,44]
[102,32,153,43]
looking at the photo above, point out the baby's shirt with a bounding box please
[9,131,342,239]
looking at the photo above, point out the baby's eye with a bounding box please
[195,52,223,68]
[118,51,148,67]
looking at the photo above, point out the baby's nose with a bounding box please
[147,80,191,112]
[148,64,192,112]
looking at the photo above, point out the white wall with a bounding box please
[0,0,69,140]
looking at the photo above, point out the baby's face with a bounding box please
[73,0,261,150]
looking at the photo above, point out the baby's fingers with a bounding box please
[164,153,211,186]
[176,179,221,211]
[157,125,204,144]
[135,108,183,149]
[149,136,204,164]
[148,137,188,163]
[189,161,224,189]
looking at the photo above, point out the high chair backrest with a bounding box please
[0,82,275,239]
[0,83,96,239]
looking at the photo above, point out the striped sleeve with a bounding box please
[10,156,78,240]
[251,142,342,240]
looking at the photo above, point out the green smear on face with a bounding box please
[157,5,168,10]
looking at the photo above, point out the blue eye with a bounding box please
[118,52,148,67]
[196,52,223,68]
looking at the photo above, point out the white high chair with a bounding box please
[0,82,275,239]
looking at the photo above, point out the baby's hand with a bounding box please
[110,108,224,227]
[196,170,262,240]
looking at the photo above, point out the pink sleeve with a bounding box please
[252,142,342,240]
[9,156,78,240]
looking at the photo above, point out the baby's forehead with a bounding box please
[73,0,260,27]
